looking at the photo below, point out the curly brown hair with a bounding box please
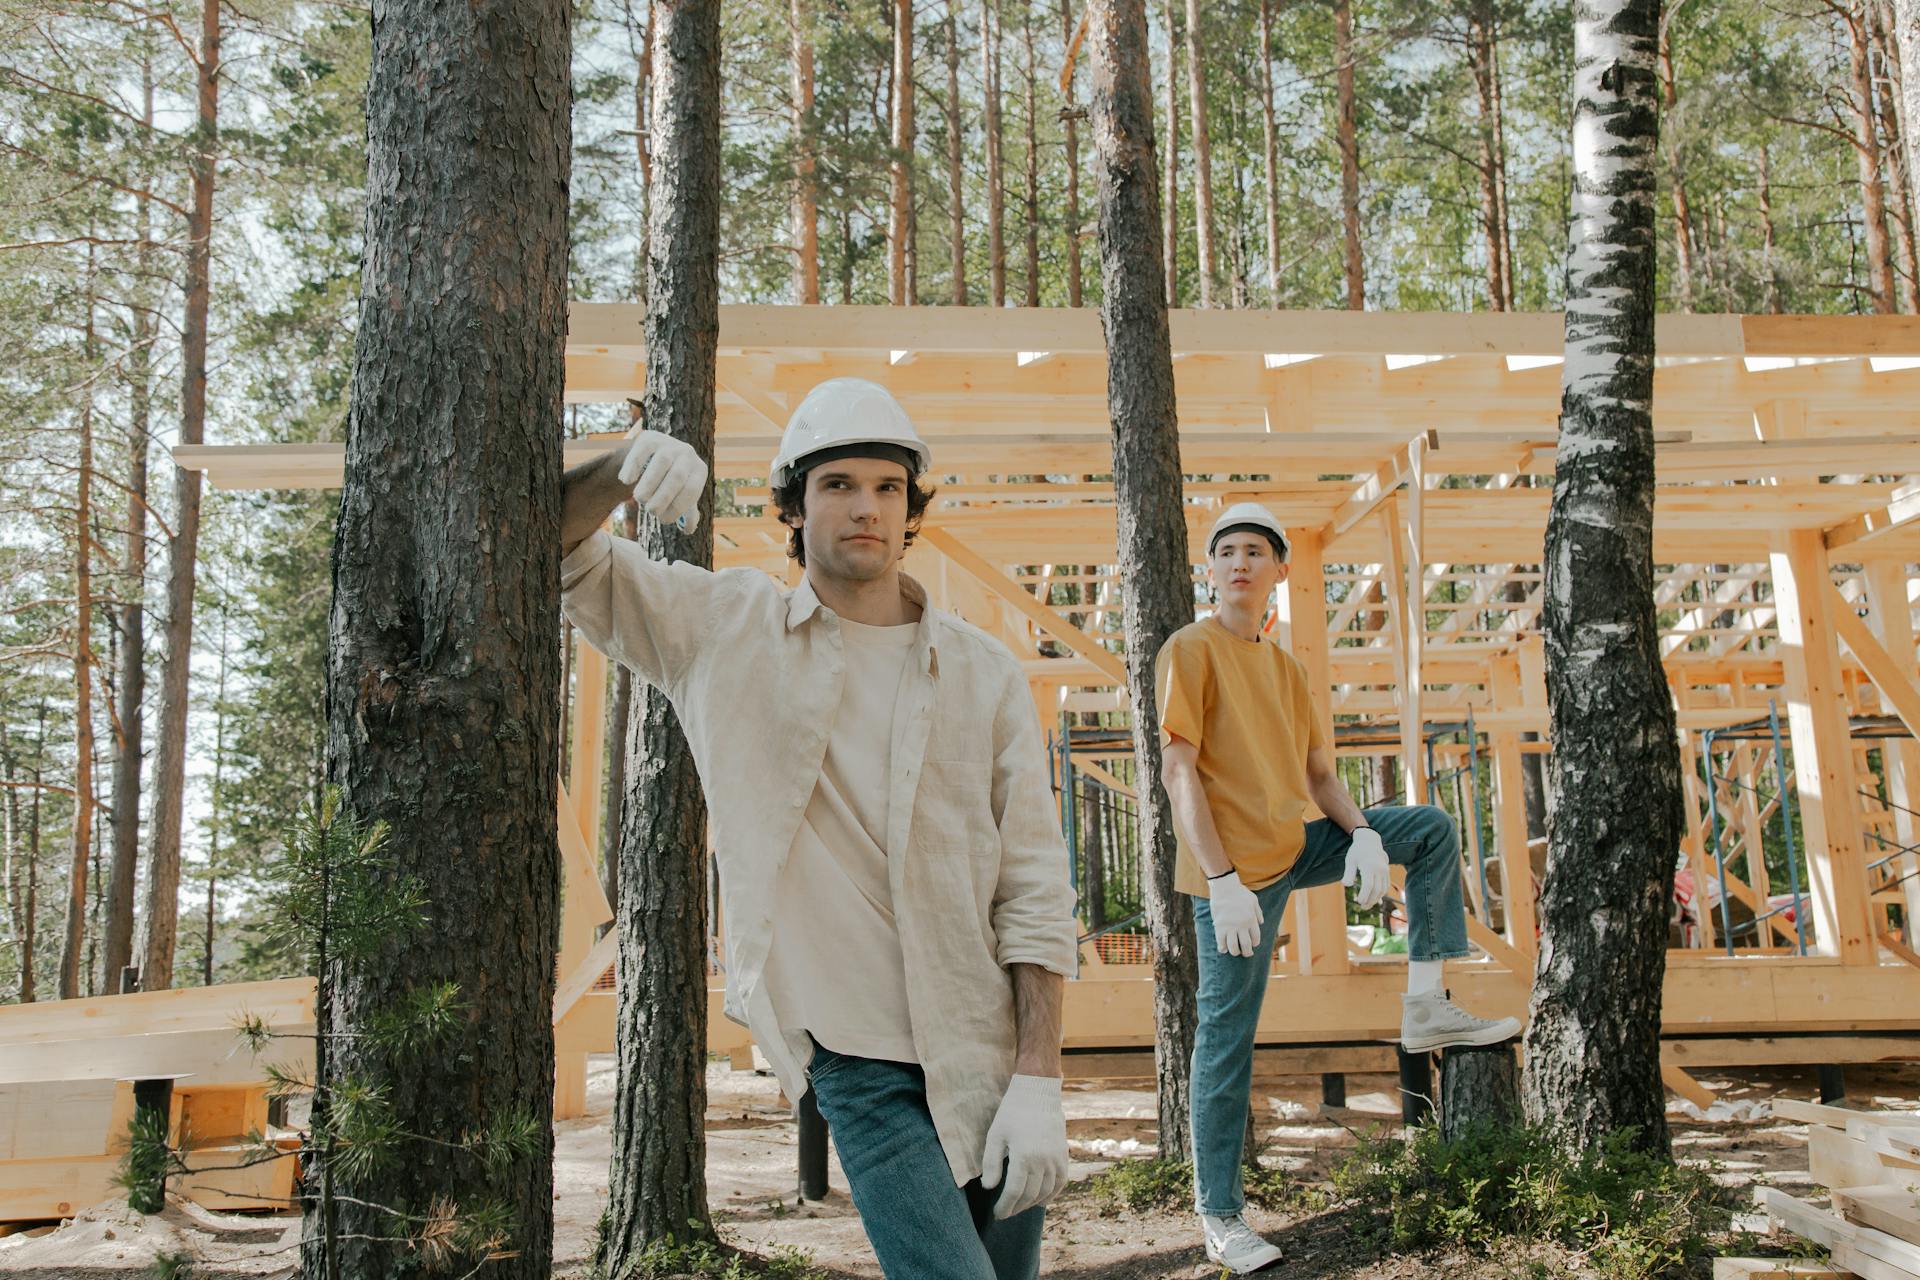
[769,465,937,568]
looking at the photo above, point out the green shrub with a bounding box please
[1085,1156,1307,1216]
[599,1227,831,1280]
[1330,1123,1725,1280]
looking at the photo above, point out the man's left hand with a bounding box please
[1343,826,1390,910]
[979,1074,1069,1220]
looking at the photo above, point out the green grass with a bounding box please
[1085,1156,1311,1217]
[593,1217,832,1280]
[1329,1123,1729,1280]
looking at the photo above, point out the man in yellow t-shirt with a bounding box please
[1156,502,1520,1275]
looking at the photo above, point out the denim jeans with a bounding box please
[1188,804,1469,1217]
[807,1044,1045,1279]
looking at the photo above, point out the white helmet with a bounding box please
[1207,502,1291,563]
[769,377,934,488]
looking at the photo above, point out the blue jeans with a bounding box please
[1188,804,1469,1217]
[807,1044,1045,1280]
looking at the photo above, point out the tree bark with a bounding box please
[1491,19,1517,308]
[1441,1044,1522,1140]
[600,502,638,919]
[1870,0,1920,310]
[1060,0,1085,306]
[22,701,46,1002]
[1161,0,1180,305]
[888,0,914,305]
[983,0,1006,306]
[1759,144,1784,313]
[1522,0,1684,1160]
[947,2,968,304]
[791,0,819,304]
[1842,0,1898,313]
[1895,0,1920,267]
[141,0,219,992]
[1182,0,1214,306]
[1334,0,1364,309]
[1470,1,1507,310]
[1655,13,1696,310]
[1088,0,1197,1162]
[1022,5,1041,306]
[1259,0,1281,304]
[61,253,99,1002]
[319,0,570,1261]
[599,0,722,1267]
[104,55,156,995]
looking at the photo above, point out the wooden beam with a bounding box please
[918,527,1129,685]
[1863,562,1920,930]
[1824,480,1920,551]
[1319,431,1437,541]
[1770,529,1877,964]
[1660,1064,1717,1110]
[1281,527,1348,976]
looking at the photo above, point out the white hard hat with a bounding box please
[1207,502,1291,562]
[769,377,934,487]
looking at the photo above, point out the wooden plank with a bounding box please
[1321,432,1435,540]
[1063,1044,1398,1080]
[1777,1099,1920,1129]
[0,1028,310,1088]
[1835,1187,1920,1249]
[1825,482,1920,552]
[1811,1123,1920,1193]
[1713,1259,1851,1280]
[1663,1065,1719,1110]
[918,527,1129,685]
[1662,1036,1920,1069]
[1282,527,1349,977]
[0,1154,119,1222]
[1830,589,1920,743]
[0,978,313,1046]
[1762,1187,1920,1280]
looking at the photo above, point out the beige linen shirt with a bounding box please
[560,530,1080,1185]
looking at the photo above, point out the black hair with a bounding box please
[769,452,936,568]
[1209,523,1290,563]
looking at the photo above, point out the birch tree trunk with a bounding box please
[888,0,914,305]
[983,0,1006,306]
[1870,0,1920,310]
[1522,0,1685,1159]
[791,0,819,304]
[1182,0,1213,305]
[1895,0,1920,244]
[947,2,967,304]
[1088,0,1197,1161]
[142,0,220,993]
[1334,0,1364,309]
[599,0,723,1264]
[319,0,570,1260]
[1759,145,1785,312]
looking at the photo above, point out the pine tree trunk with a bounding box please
[791,0,819,304]
[319,0,570,1262]
[1470,2,1506,310]
[1870,0,1920,310]
[947,2,967,304]
[1522,0,1684,1160]
[1022,5,1040,306]
[142,0,219,992]
[983,0,1006,306]
[1655,17,1696,311]
[1895,0,1920,249]
[1334,0,1363,309]
[599,0,722,1267]
[1088,0,1197,1162]
[23,700,44,1003]
[1491,19,1517,308]
[1182,0,1213,306]
[1160,0,1180,305]
[1059,0,1084,306]
[1759,144,1784,312]
[1843,0,1898,312]
[104,59,156,995]
[61,260,98,1002]
[1441,1044,1521,1140]
[1259,0,1280,304]
[888,0,914,305]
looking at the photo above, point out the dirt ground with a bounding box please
[7,1056,1916,1278]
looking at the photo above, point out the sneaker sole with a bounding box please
[1401,1018,1522,1053]
[1204,1246,1285,1275]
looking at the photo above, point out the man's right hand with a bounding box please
[619,430,708,531]
[1206,869,1263,957]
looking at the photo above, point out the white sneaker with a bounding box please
[1202,1213,1284,1274]
[1401,989,1521,1052]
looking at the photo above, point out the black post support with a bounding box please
[1396,1046,1433,1124]
[1321,1072,1347,1108]
[798,1087,829,1201]
[128,1076,175,1213]
[1818,1064,1847,1104]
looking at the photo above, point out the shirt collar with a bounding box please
[785,571,941,678]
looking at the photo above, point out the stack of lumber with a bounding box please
[1754,1099,1920,1280]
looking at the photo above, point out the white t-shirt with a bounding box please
[763,614,921,1065]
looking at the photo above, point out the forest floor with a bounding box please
[3,1056,1913,1278]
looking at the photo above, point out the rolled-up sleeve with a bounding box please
[986,665,1080,976]
[560,530,723,695]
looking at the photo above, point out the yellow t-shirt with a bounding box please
[1155,616,1327,896]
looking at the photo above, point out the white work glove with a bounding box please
[617,429,707,532]
[1206,868,1263,957]
[1343,826,1390,910]
[979,1074,1069,1220]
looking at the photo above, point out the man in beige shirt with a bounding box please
[559,377,1078,1279]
